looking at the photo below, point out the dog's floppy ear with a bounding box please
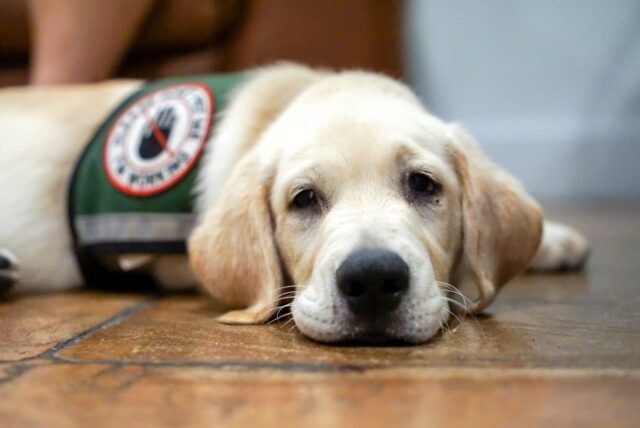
[188,150,281,324]
[450,124,543,313]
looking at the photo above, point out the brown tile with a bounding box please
[0,292,149,361]
[0,363,637,428]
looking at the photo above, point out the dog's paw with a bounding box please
[530,221,590,272]
[0,249,20,293]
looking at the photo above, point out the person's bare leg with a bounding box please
[28,0,154,84]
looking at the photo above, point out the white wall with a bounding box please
[405,0,640,200]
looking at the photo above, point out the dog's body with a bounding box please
[0,64,589,343]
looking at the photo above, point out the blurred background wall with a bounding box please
[406,0,640,200]
[1,0,638,200]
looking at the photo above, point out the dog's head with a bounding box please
[189,71,542,343]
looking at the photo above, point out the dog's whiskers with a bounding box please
[440,319,453,335]
[436,280,470,298]
[446,307,465,328]
[277,301,295,310]
[272,291,297,301]
[438,319,451,334]
[267,313,292,325]
[256,288,300,312]
[280,317,296,329]
[437,281,474,310]
[286,322,298,335]
[441,295,468,313]
[265,302,295,325]
[437,284,488,341]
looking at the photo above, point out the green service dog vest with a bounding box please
[68,73,244,288]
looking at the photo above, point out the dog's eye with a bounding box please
[292,189,319,210]
[407,172,439,198]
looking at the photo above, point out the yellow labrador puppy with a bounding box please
[0,63,588,343]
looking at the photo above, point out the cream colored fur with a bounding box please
[0,63,589,343]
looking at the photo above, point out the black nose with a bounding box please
[336,249,410,318]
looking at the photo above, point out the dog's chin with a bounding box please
[291,297,446,345]
[293,318,443,345]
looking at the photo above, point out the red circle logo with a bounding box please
[103,84,213,197]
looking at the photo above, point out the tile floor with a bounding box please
[1,203,639,428]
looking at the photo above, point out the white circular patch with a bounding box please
[103,83,213,197]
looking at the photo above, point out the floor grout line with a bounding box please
[0,363,33,385]
[39,297,159,360]
[50,356,367,373]
[47,355,640,375]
